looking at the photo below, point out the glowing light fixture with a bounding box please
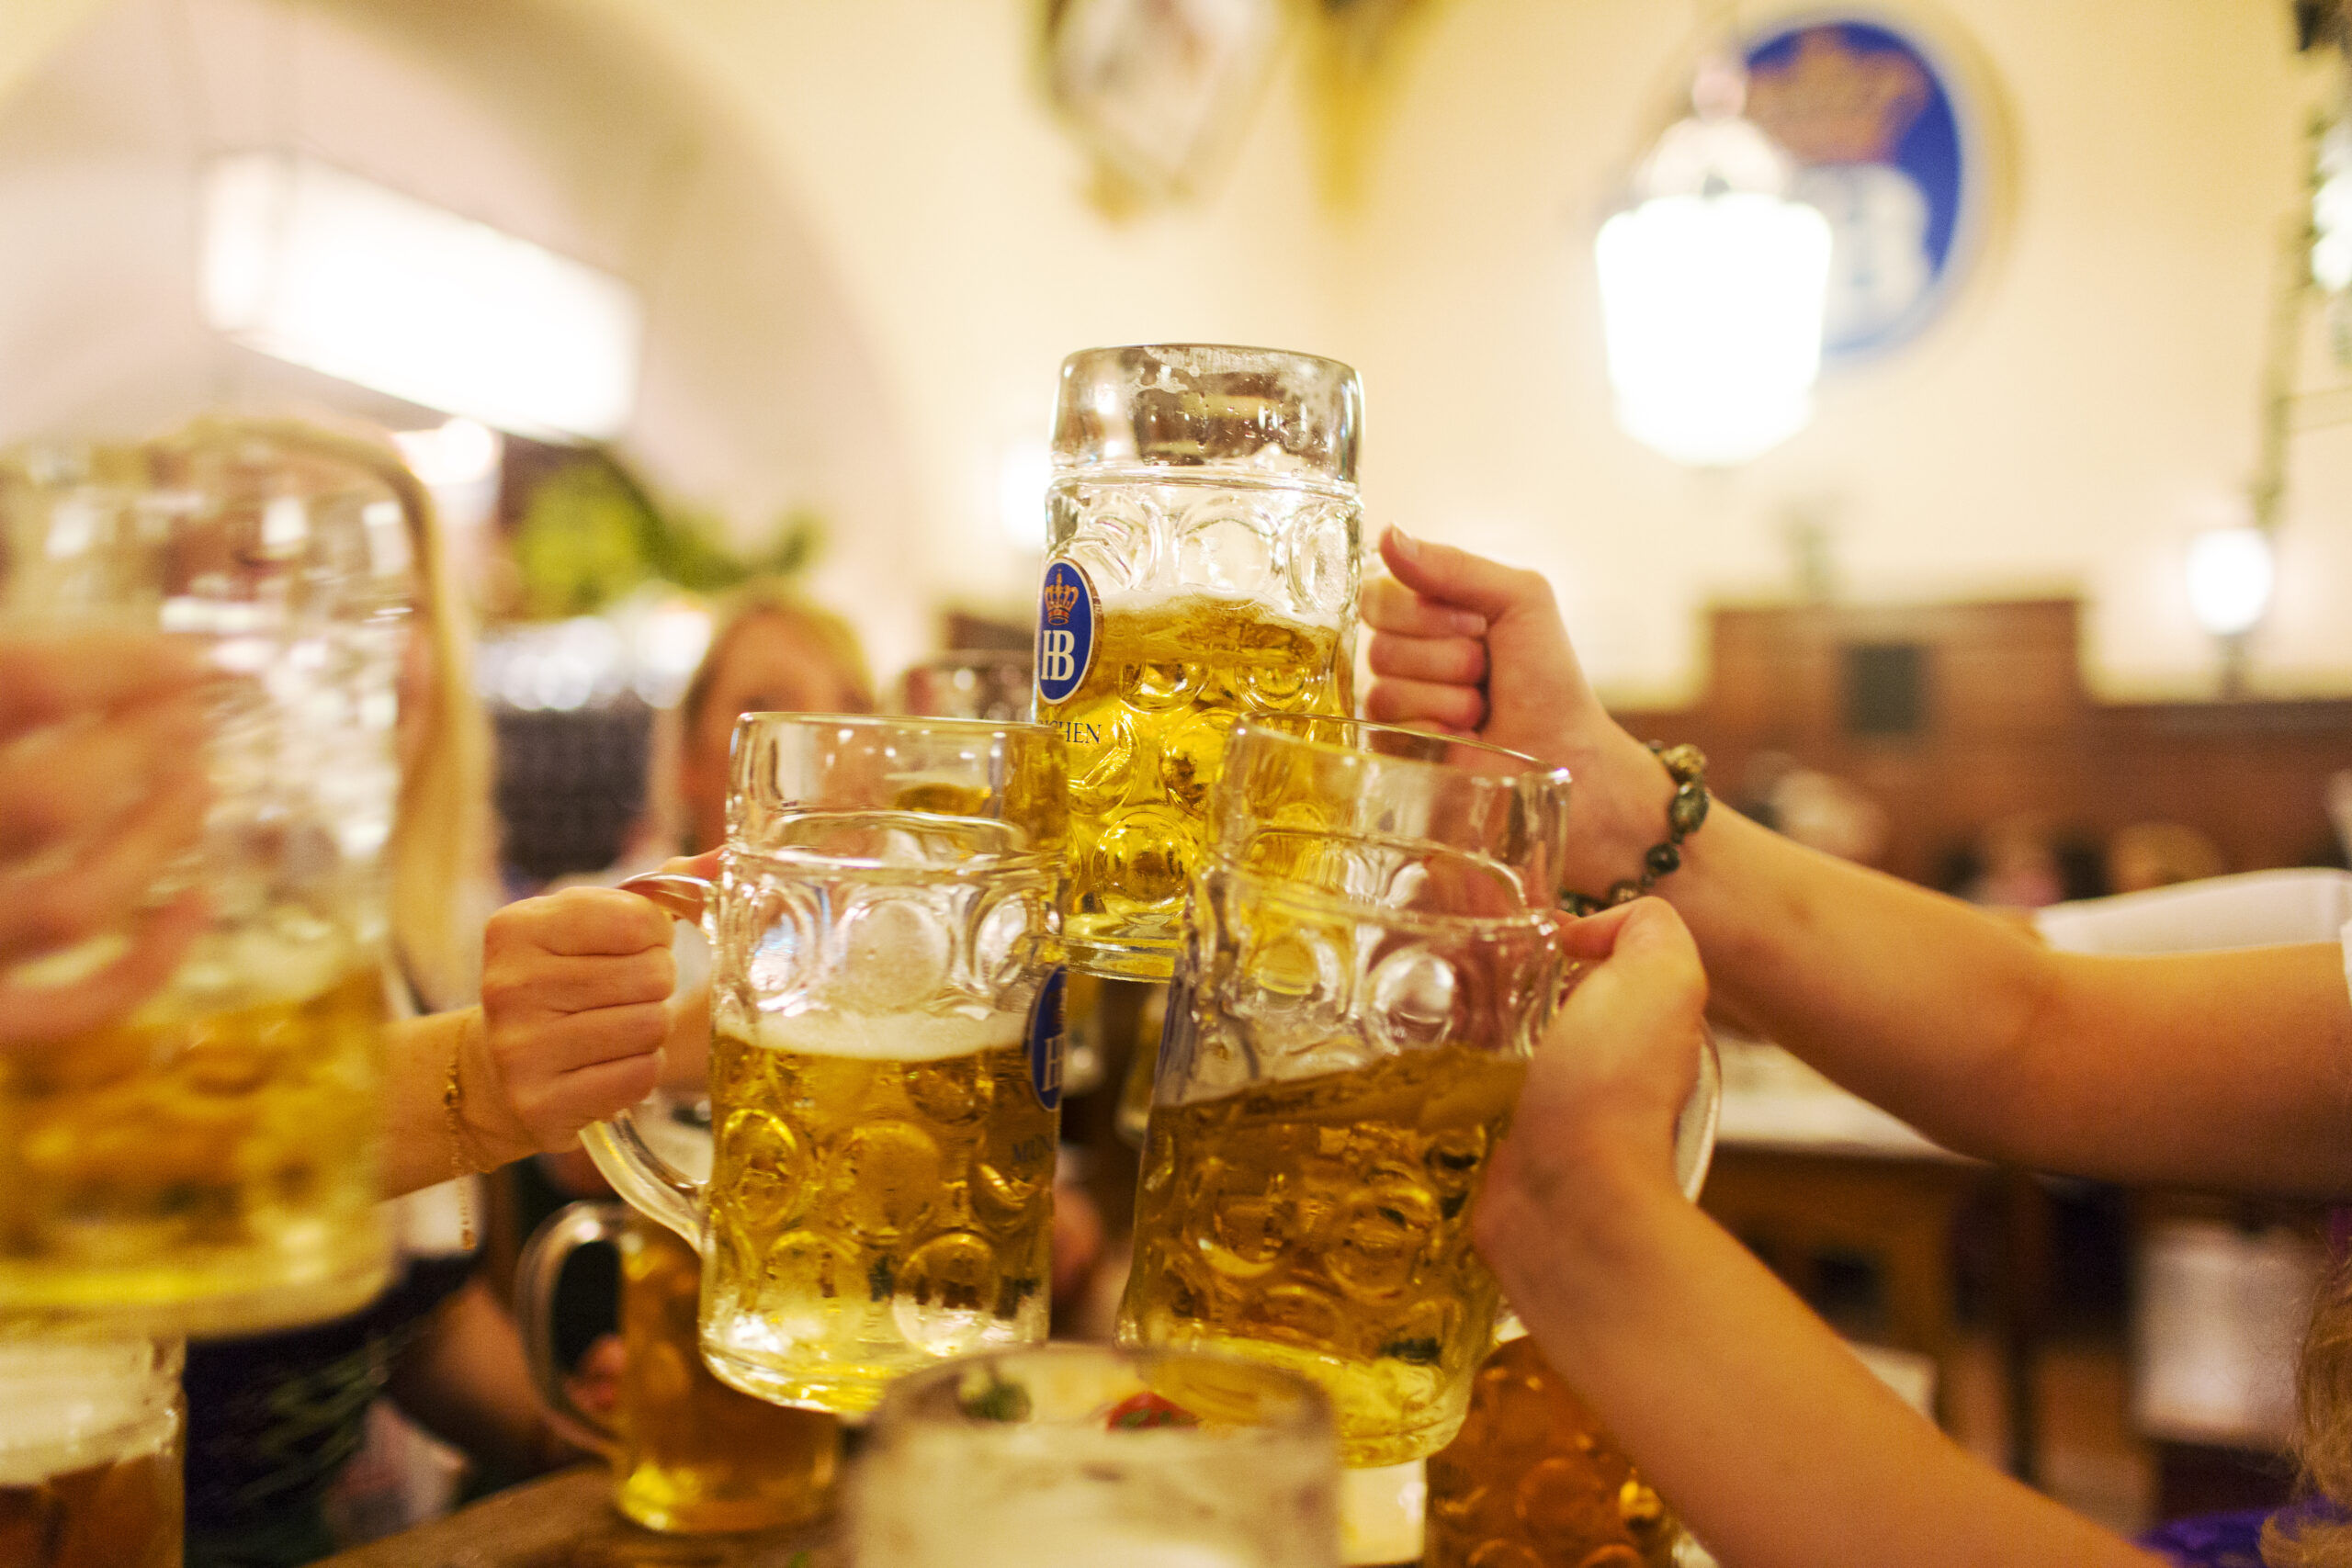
[1596,57,1833,468]
[202,152,642,441]
[2186,525,2274,638]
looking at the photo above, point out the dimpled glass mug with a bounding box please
[1035,344,1362,983]
[518,1196,839,1533]
[585,715,1070,1416]
[1117,716,1719,1467]
[0,424,408,1334]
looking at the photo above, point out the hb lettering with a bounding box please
[1040,629,1077,683]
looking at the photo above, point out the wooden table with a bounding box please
[313,1466,842,1568]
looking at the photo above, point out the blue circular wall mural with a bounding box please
[1743,15,1986,361]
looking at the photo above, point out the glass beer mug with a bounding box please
[855,1344,1341,1568]
[519,1197,839,1533]
[0,425,407,1334]
[1117,716,1718,1468]
[586,715,1069,1415]
[0,1331,185,1568]
[1035,344,1362,982]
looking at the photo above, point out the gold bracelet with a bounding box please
[442,1016,493,1249]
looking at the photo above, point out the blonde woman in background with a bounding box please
[1361,526,2352,1568]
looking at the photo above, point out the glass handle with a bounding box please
[582,1112,705,1254]
[515,1200,626,1454]
[586,871,715,1248]
[617,871,711,927]
[1674,1024,1723,1201]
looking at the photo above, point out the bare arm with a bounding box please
[1479,900,2163,1568]
[385,1275,586,1479]
[1366,527,2352,1194]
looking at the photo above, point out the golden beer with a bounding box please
[0,963,389,1332]
[703,1012,1057,1414]
[1042,592,1350,977]
[1423,1335,1680,1568]
[615,1215,837,1532]
[1119,1043,1525,1467]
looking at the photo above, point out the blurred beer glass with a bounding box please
[586,714,1069,1415]
[518,1196,838,1532]
[1035,344,1362,982]
[0,429,406,1333]
[899,649,1033,723]
[0,1332,185,1568]
[1422,1327,1681,1568]
[854,1343,1340,1568]
[1119,717,1718,1467]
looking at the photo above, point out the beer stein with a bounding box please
[899,649,1034,723]
[586,714,1069,1416]
[519,1198,838,1532]
[854,1343,1340,1568]
[0,426,407,1334]
[1117,717,1718,1467]
[1035,344,1362,982]
[1422,1330,1680,1568]
[0,1331,185,1568]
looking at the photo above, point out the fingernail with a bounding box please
[1385,524,1421,560]
[1447,610,1487,637]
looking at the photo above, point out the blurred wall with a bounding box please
[0,0,2340,698]
[1317,0,2346,704]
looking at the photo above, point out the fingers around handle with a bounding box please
[515,1201,627,1453]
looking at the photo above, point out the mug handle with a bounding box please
[579,873,714,1251]
[1675,1025,1722,1201]
[515,1200,626,1455]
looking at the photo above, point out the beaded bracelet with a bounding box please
[1561,741,1710,916]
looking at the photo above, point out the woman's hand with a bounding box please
[469,872,702,1159]
[1361,527,1675,890]
[0,633,214,1045]
[1476,898,1708,1269]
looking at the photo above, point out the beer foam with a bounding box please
[1100,582,1344,632]
[750,1009,1023,1062]
[0,1344,175,1483]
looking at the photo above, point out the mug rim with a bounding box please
[731,711,1058,741]
[1227,713,1572,788]
[1206,853,1567,938]
[863,1340,1337,1442]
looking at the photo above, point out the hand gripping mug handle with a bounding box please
[1550,918,1721,1202]
[515,1200,625,1455]
[578,872,713,1252]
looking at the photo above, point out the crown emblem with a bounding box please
[1746,29,1930,167]
[1043,580,1082,626]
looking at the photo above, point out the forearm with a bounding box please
[386,1276,582,1479]
[1596,738,2352,1190]
[1489,1168,2158,1568]
[381,1010,538,1199]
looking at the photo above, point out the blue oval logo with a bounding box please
[1035,559,1097,705]
[1027,965,1067,1112]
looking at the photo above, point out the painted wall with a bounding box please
[0,0,2339,699]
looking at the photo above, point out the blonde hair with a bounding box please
[164,415,497,1011]
[2267,1270,2352,1566]
[679,581,876,738]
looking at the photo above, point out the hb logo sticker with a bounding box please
[1035,559,1097,704]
